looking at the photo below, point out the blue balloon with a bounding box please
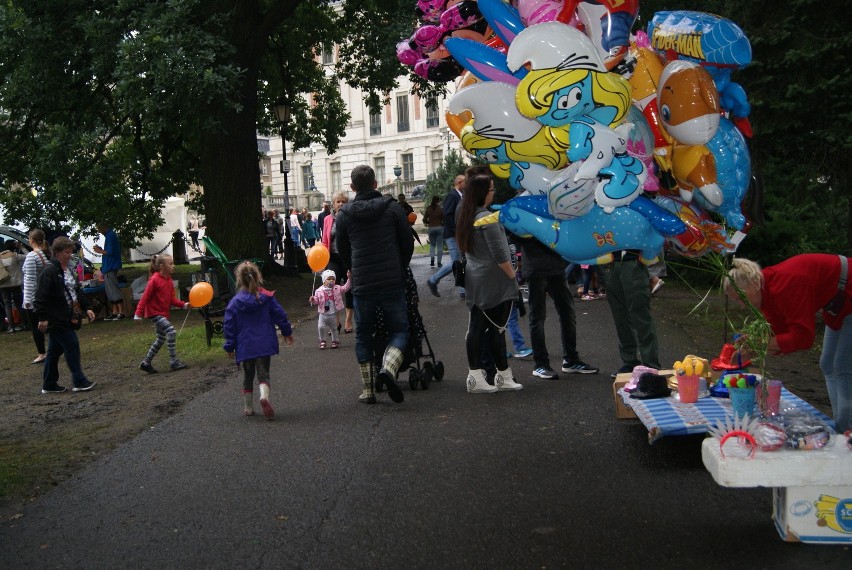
[476,0,526,46]
[693,117,750,230]
[648,11,752,68]
[444,37,527,84]
[498,195,681,265]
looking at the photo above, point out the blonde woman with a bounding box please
[725,255,852,433]
[323,191,354,332]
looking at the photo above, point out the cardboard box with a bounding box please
[774,486,852,544]
[613,370,676,420]
[613,374,638,419]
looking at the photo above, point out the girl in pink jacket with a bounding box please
[309,269,351,349]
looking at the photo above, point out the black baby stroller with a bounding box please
[374,267,444,391]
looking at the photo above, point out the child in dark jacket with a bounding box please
[223,261,294,419]
[134,254,190,373]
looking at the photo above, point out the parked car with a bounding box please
[0,225,95,275]
[0,225,30,252]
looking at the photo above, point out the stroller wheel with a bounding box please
[408,368,420,390]
[421,361,434,385]
[420,370,431,390]
[433,361,445,382]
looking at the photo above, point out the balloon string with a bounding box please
[177,308,192,336]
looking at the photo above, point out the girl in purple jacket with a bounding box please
[223,261,294,419]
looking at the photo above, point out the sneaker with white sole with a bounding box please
[513,348,533,359]
[562,360,599,374]
[532,367,558,379]
[72,381,97,392]
[41,385,67,394]
[170,360,188,371]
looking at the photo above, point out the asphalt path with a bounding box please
[1,254,849,568]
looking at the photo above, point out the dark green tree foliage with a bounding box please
[0,0,411,258]
[638,0,851,261]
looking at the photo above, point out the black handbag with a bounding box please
[70,301,84,330]
[452,257,466,287]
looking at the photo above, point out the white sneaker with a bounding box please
[466,369,497,393]
[651,279,665,296]
[495,368,523,391]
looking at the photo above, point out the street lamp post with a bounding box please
[273,100,297,269]
[439,126,452,153]
[307,146,318,196]
[393,164,403,197]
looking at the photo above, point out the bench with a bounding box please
[200,236,265,292]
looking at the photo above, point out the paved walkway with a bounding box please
[1,255,849,568]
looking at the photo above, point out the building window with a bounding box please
[374,156,385,185]
[426,102,439,128]
[369,112,381,136]
[396,94,409,132]
[401,153,414,181]
[301,165,311,192]
[330,162,341,195]
[322,45,334,65]
[260,159,270,176]
[430,150,443,172]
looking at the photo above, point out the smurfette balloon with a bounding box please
[450,81,570,171]
[508,23,631,129]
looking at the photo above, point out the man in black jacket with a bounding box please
[426,174,465,298]
[336,165,414,404]
[516,237,598,380]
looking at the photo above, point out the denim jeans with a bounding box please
[353,287,409,364]
[820,314,852,433]
[428,236,464,294]
[428,227,444,265]
[506,303,527,352]
[43,327,91,389]
[290,227,301,248]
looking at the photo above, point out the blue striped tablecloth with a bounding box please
[618,388,835,443]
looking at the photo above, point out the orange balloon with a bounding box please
[307,244,330,273]
[189,282,214,308]
[407,212,417,224]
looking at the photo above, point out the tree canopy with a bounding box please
[0,0,412,256]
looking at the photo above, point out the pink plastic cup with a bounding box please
[760,380,782,415]
[678,375,700,404]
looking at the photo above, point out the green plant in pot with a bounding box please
[699,254,773,410]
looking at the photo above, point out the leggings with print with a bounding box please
[144,315,178,364]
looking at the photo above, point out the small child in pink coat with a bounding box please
[309,269,351,349]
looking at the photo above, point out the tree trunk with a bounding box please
[198,1,283,261]
[200,104,265,261]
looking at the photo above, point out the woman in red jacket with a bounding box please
[725,254,852,433]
